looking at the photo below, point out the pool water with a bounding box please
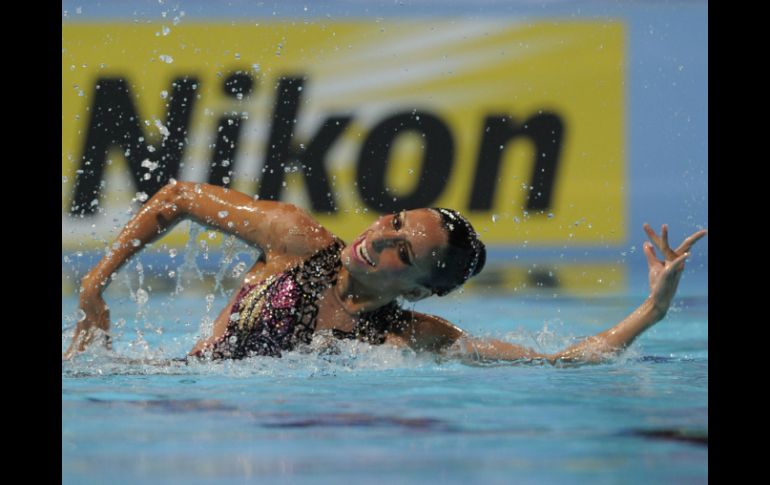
[62,287,707,484]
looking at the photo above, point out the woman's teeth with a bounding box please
[358,242,375,267]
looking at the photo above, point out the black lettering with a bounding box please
[470,113,564,212]
[207,72,254,187]
[70,76,199,215]
[357,111,454,213]
[257,77,350,212]
[295,116,351,212]
[208,115,241,188]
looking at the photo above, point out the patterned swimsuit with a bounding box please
[196,239,408,360]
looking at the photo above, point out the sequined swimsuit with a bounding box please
[197,239,408,360]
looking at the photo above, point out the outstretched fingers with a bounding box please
[645,223,677,259]
[668,250,690,273]
[674,229,708,254]
[642,223,658,245]
[644,223,702,261]
[643,241,660,267]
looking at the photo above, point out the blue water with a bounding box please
[62,286,707,484]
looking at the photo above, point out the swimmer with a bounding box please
[64,181,707,365]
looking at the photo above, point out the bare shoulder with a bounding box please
[392,310,465,352]
[253,202,337,258]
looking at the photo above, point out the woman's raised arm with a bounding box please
[393,224,707,366]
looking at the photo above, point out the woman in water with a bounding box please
[64,181,706,364]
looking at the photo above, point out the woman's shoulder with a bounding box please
[258,203,341,259]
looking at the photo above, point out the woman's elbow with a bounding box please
[147,181,188,227]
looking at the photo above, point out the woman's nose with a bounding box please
[372,237,396,253]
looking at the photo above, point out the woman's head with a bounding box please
[342,208,485,301]
[421,208,486,297]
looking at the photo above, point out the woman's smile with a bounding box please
[351,235,376,267]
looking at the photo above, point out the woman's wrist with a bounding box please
[79,275,106,302]
[648,296,669,321]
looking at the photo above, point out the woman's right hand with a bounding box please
[63,285,112,360]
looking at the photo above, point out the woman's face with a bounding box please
[341,208,448,298]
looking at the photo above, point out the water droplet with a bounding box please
[159,54,174,64]
[154,120,170,137]
[76,309,86,322]
[231,262,247,277]
[162,25,171,36]
[131,239,141,247]
[169,248,177,258]
[160,90,168,99]
[218,210,229,218]
[491,214,498,223]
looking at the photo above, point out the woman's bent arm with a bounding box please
[86,181,330,291]
[64,181,332,359]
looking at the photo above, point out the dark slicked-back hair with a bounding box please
[420,208,486,297]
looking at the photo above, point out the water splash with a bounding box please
[62,335,435,378]
[173,222,206,295]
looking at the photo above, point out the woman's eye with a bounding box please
[392,213,402,230]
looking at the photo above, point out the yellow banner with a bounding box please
[62,21,625,250]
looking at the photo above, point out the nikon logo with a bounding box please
[70,72,564,217]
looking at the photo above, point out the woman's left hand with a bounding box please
[642,223,707,314]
